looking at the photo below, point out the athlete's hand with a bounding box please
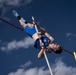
[32,21,37,25]
[49,37,55,43]
[40,42,44,47]
[51,38,55,43]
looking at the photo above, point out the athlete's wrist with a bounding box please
[49,37,55,43]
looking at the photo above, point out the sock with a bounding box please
[21,17,26,22]
[13,10,19,17]
[13,10,28,23]
[21,17,28,24]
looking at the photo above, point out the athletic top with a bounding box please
[34,36,51,49]
[24,25,39,37]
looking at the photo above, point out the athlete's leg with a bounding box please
[13,10,27,27]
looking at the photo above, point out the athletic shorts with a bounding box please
[34,36,51,50]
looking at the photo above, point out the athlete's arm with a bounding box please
[33,21,46,34]
[33,21,55,43]
[45,32,54,43]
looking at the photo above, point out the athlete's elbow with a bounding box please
[37,54,43,59]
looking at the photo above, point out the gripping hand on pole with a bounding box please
[32,16,45,49]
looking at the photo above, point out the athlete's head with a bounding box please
[50,43,63,54]
[54,45,63,54]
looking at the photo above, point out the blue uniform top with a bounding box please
[24,25,51,50]
[24,25,39,37]
[34,36,51,49]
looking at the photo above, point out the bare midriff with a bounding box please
[32,33,39,41]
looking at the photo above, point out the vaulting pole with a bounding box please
[32,16,53,75]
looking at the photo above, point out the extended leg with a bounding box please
[13,10,27,27]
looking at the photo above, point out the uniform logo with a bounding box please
[44,39,47,42]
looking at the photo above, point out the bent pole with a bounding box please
[0,18,24,31]
[32,16,53,75]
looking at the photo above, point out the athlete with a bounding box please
[13,10,63,58]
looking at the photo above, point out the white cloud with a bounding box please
[74,34,76,37]
[0,37,34,52]
[53,59,76,75]
[8,59,76,75]
[0,0,33,16]
[66,33,73,37]
[0,0,32,7]
[8,67,49,75]
[20,61,32,68]
[66,32,76,41]
[0,40,2,42]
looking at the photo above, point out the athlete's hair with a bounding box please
[54,45,63,54]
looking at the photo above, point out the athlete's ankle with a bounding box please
[17,16,21,20]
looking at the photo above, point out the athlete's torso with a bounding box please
[24,25,40,40]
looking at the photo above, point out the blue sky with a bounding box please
[0,0,76,75]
